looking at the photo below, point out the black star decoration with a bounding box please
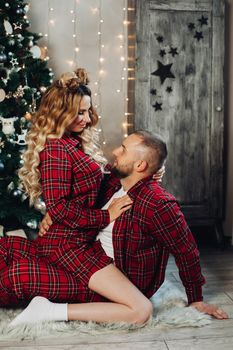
[150,88,157,95]
[198,15,208,26]
[152,102,162,111]
[169,47,178,57]
[151,60,175,85]
[166,86,173,93]
[188,22,195,31]
[159,49,166,58]
[194,31,203,41]
[156,35,164,43]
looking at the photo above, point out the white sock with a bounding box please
[9,296,68,327]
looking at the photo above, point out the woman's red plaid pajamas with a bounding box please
[0,236,105,306]
[0,134,113,306]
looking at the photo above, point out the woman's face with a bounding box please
[68,95,91,133]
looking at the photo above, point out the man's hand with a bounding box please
[190,301,228,320]
[39,213,53,236]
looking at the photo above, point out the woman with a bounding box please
[3,68,152,326]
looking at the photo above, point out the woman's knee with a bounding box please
[131,299,153,325]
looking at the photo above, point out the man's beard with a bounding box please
[111,165,131,179]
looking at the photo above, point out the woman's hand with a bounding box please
[153,165,165,182]
[39,213,53,236]
[108,195,133,222]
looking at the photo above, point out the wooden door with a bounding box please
[134,0,225,224]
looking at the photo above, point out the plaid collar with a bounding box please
[127,175,154,199]
[63,133,82,149]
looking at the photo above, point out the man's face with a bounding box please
[112,134,143,178]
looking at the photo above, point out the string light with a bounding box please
[43,0,52,54]
[34,0,131,146]
[126,1,136,135]
[120,0,128,139]
[96,0,107,146]
[72,0,79,66]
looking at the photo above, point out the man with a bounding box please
[2,131,228,323]
[94,130,227,318]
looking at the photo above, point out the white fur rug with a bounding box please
[0,280,211,341]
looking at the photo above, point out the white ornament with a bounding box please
[40,86,47,93]
[0,89,6,102]
[8,38,15,46]
[34,197,46,214]
[4,20,13,34]
[0,116,18,135]
[24,4,30,13]
[0,136,4,153]
[30,45,41,59]
[26,220,38,229]
[7,181,15,193]
[17,34,24,41]
[14,128,27,145]
[10,57,19,68]
[21,193,28,201]
[13,23,23,30]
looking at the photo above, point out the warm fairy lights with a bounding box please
[31,0,133,145]
[121,0,129,138]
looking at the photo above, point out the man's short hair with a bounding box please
[133,130,168,173]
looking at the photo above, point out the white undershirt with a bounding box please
[96,187,126,259]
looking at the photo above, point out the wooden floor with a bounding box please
[1,245,233,349]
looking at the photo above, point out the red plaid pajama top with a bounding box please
[98,173,205,304]
[36,134,112,285]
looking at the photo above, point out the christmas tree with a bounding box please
[0,0,53,233]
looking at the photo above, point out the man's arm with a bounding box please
[151,200,228,319]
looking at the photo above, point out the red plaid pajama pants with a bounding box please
[0,236,106,307]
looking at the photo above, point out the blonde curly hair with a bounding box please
[19,68,105,206]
